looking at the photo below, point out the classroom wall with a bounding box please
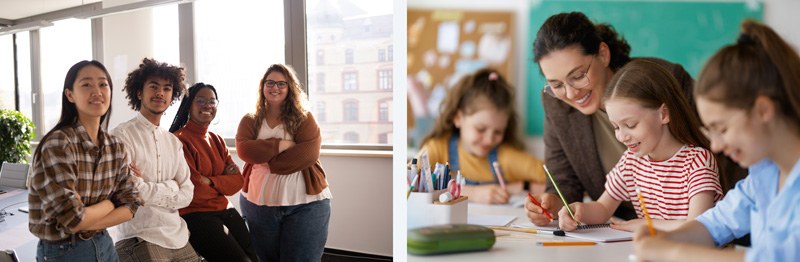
[227,151,393,256]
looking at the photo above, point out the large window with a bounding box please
[194,0,284,138]
[40,18,92,133]
[306,0,394,145]
[0,35,14,110]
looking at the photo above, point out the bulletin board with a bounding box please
[407,8,515,148]
[524,1,763,136]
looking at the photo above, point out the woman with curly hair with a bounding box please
[235,64,332,261]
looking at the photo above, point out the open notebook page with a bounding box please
[512,221,632,242]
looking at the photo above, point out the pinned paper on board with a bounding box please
[437,21,460,54]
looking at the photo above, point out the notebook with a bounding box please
[512,222,632,242]
[562,224,632,242]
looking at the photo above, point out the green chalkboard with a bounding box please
[525,1,763,135]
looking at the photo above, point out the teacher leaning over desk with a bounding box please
[523,12,748,226]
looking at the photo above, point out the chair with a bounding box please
[0,162,29,189]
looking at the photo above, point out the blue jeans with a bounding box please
[37,230,118,262]
[240,195,330,262]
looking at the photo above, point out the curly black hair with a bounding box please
[123,57,186,111]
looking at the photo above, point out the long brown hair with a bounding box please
[604,59,709,148]
[695,20,800,126]
[420,68,523,149]
[253,64,308,136]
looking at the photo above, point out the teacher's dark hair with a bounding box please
[533,12,631,72]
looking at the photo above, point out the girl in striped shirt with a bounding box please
[558,59,722,232]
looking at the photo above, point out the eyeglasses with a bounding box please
[265,80,289,89]
[543,56,594,98]
[194,98,218,108]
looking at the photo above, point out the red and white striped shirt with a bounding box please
[605,145,723,220]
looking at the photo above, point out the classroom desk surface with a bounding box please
[408,203,634,261]
[0,187,128,262]
[0,187,35,262]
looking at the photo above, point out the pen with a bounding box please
[492,161,507,191]
[543,165,579,225]
[537,241,597,246]
[527,193,553,222]
[636,187,656,236]
[488,226,551,235]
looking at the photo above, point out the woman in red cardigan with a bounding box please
[235,64,332,262]
[169,83,257,261]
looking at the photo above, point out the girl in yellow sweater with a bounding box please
[418,68,545,204]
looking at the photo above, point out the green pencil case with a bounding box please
[407,224,496,255]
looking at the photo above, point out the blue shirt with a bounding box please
[696,159,800,262]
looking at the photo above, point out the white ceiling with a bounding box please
[0,0,102,21]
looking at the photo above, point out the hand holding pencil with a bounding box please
[557,202,585,232]
[525,193,560,226]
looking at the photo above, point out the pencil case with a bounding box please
[407,224,496,255]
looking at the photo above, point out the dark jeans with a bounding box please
[182,208,257,262]
[37,230,118,262]
[240,195,331,262]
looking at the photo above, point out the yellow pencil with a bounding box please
[537,241,597,246]
[636,187,656,236]
[488,226,542,234]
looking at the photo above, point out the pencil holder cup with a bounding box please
[408,190,468,229]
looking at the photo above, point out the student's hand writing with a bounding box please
[223,163,239,175]
[524,193,558,226]
[557,202,584,231]
[610,217,644,232]
[633,225,669,262]
[464,184,510,204]
[278,140,295,153]
[129,163,142,178]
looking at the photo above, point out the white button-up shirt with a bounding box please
[111,113,194,249]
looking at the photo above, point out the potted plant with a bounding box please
[0,109,36,164]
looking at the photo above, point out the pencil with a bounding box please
[543,165,579,224]
[488,226,545,234]
[537,241,597,246]
[636,187,656,236]
[492,161,507,190]
[527,192,554,222]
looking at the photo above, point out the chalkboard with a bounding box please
[525,1,763,135]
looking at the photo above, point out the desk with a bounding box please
[0,187,35,262]
[408,203,634,261]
